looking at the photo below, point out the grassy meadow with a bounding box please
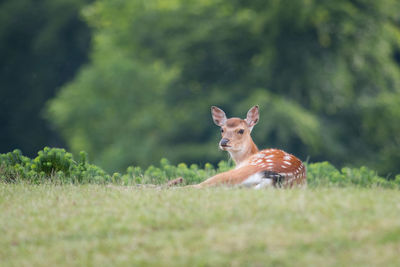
[1,183,400,266]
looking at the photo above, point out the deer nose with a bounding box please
[220,138,230,146]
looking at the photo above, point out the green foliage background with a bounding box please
[46,0,400,174]
[1,0,400,175]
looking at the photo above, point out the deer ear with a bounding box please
[245,105,259,131]
[211,106,227,126]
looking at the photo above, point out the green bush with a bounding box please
[0,149,32,182]
[306,162,399,188]
[0,148,110,184]
[120,158,233,186]
[1,147,399,188]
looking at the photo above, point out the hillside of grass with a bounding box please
[1,184,400,266]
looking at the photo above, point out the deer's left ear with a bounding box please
[245,105,259,131]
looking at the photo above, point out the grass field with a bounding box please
[1,184,400,266]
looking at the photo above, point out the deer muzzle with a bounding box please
[220,138,230,147]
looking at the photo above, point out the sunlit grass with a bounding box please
[1,184,400,266]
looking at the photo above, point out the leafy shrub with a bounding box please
[0,148,111,184]
[1,148,399,188]
[120,158,233,185]
[0,149,32,182]
[32,147,74,176]
[306,162,399,188]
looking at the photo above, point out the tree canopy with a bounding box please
[47,0,400,174]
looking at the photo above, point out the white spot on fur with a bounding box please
[284,155,291,160]
[283,161,291,165]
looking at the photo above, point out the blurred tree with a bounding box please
[0,0,92,156]
[47,0,400,174]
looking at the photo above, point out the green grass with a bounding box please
[1,184,400,266]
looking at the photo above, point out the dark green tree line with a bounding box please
[0,0,92,156]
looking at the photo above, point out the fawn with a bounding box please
[191,105,306,188]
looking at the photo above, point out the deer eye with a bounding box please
[221,128,224,133]
[238,129,244,134]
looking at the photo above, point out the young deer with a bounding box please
[192,105,306,188]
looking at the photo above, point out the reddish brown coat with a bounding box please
[247,149,306,187]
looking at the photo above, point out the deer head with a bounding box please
[211,105,259,165]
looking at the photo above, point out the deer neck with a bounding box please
[229,138,259,167]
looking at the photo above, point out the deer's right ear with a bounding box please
[211,106,227,126]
